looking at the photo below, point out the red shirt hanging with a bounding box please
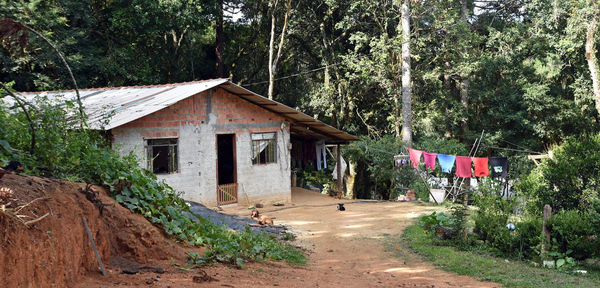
[423,152,437,170]
[455,156,472,178]
[408,148,423,169]
[472,157,489,177]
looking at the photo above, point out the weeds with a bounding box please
[0,95,306,267]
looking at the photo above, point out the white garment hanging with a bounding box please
[315,140,327,170]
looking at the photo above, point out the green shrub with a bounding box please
[346,135,407,199]
[0,95,305,267]
[472,186,518,254]
[419,206,468,241]
[411,180,430,201]
[516,133,600,214]
[548,210,600,260]
[420,211,450,233]
[514,217,542,259]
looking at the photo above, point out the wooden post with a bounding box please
[416,167,438,204]
[541,204,552,257]
[336,144,342,194]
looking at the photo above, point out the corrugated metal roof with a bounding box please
[13,79,359,143]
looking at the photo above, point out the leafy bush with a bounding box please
[301,169,334,189]
[345,135,468,200]
[516,133,600,214]
[345,135,407,199]
[411,180,430,201]
[514,217,542,259]
[419,205,468,241]
[420,211,450,233]
[0,95,305,267]
[548,210,600,260]
[472,185,517,254]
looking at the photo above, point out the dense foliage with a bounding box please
[0,95,305,267]
[1,0,598,150]
[2,0,600,273]
[517,134,600,213]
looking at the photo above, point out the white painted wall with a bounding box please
[111,120,291,206]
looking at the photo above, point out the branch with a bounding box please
[3,18,86,127]
[0,82,36,155]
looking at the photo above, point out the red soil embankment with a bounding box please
[0,173,191,287]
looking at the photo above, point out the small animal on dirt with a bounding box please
[250,209,274,225]
[2,161,24,173]
[337,203,346,211]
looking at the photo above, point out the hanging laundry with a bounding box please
[332,155,347,181]
[315,141,327,170]
[408,148,423,169]
[437,154,456,173]
[423,152,437,170]
[489,157,508,178]
[394,154,409,167]
[472,157,489,177]
[455,156,472,178]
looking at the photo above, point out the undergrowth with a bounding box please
[402,224,600,288]
[0,94,305,267]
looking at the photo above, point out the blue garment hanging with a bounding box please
[437,154,456,173]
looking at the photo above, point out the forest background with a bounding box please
[1,0,599,198]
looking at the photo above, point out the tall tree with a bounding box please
[401,0,412,144]
[267,0,292,99]
[586,1,600,116]
[216,0,225,78]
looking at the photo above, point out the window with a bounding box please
[251,133,276,165]
[147,138,178,174]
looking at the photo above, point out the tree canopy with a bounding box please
[1,0,599,151]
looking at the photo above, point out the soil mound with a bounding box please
[0,173,192,287]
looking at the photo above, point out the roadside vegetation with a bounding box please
[0,93,305,267]
[394,133,600,287]
[402,225,600,288]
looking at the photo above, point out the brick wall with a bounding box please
[111,88,292,206]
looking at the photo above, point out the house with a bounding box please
[18,79,358,206]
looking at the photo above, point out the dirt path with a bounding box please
[79,188,501,287]
[204,188,500,288]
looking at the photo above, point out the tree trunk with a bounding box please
[268,1,277,99]
[586,4,600,116]
[394,93,401,137]
[215,0,224,78]
[460,0,470,138]
[401,0,412,145]
[267,0,292,100]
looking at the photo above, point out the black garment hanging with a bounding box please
[489,157,508,178]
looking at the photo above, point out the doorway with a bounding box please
[216,134,237,205]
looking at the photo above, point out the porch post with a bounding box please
[337,144,342,192]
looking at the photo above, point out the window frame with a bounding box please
[251,132,277,165]
[146,138,179,174]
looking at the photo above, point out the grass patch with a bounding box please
[401,225,600,288]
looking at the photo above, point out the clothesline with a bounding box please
[406,147,509,179]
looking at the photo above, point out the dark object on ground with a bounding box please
[273,202,284,206]
[0,168,5,180]
[79,184,114,215]
[121,266,164,275]
[337,203,345,211]
[255,203,264,208]
[3,161,24,173]
[186,201,286,235]
[192,270,218,283]
[329,189,343,199]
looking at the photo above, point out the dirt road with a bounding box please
[210,188,500,288]
[80,188,501,287]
